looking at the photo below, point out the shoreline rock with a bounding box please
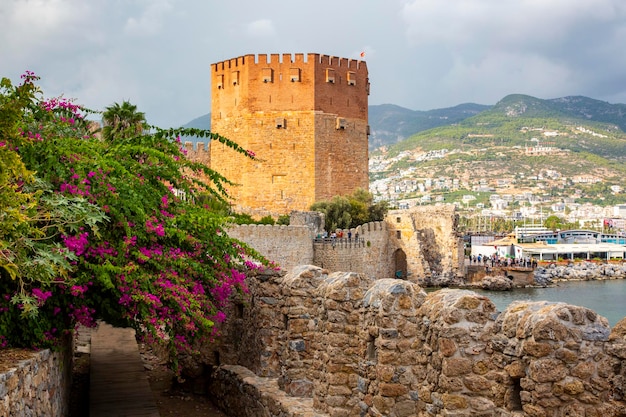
[535,261,626,283]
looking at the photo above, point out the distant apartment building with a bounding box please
[614,204,626,218]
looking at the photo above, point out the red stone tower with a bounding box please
[209,53,369,216]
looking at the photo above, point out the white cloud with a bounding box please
[246,19,276,38]
[2,0,626,127]
[1,0,92,51]
[124,0,174,37]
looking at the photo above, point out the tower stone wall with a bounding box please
[206,53,370,216]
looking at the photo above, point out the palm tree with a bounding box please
[101,101,148,141]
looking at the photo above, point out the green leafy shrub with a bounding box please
[0,73,270,372]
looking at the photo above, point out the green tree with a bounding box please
[0,74,105,316]
[311,189,388,232]
[101,100,148,141]
[544,215,564,231]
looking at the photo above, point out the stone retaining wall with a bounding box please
[204,265,626,417]
[0,335,72,417]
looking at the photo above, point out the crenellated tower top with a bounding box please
[211,53,369,118]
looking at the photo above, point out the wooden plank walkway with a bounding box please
[89,322,160,417]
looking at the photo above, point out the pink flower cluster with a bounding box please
[145,217,165,236]
[62,232,89,255]
[32,288,53,306]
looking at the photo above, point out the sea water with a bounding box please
[470,279,626,327]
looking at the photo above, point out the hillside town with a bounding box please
[369,140,626,233]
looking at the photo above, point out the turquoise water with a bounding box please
[469,279,626,327]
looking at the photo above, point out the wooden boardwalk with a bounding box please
[89,322,160,417]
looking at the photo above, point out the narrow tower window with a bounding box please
[262,68,273,83]
[326,68,335,83]
[290,68,301,82]
[347,71,356,86]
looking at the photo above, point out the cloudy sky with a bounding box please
[2,0,626,128]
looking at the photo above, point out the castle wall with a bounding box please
[0,336,72,417]
[184,141,210,166]
[314,112,369,202]
[211,53,368,117]
[386,205,465,284]
[225,207,462,283]
[226,216,395,280]
[206,266,626,417]
[226,224,315,270]
[313,222,395,279]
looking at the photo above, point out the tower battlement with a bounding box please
[211,53,369,117]
[212,53,366,74]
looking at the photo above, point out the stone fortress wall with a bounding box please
[195,206,626,416]
[206,265,626,417]
[227,205,465,283]
[0,336,72,417]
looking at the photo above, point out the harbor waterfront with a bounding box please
[467,279,626,327]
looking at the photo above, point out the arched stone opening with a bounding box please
[394,248,407,279]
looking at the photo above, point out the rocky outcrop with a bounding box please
[481,275,513,291]
[535,261,626,282]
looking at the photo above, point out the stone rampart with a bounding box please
[386,205,465,285]
[0,335,72,417]
[205,265,626,417]
[314,221,395,279]
[219,207,463,283]
[227,224,315,271]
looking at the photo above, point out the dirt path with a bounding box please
[140,345,227,417]
[68,336,227,417]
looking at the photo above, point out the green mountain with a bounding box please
[372,94,626,207]
[368,103,490,149]
[547,96,626,131]
[183,113,211,130]
[179,113,212,144]
[389,94,626,161]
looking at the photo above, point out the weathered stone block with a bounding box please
[324,395,347,407]
[379,382,408,397]
[439,338,457,357]
[505,361,525,378]
[463,374,492,392]
[439,376,464,392]
[327,384,351,396]
[441,393,468,409]
[394,400,416,417]
[523,341,554,357]
[528,358,567,383]
[442,357,473,376]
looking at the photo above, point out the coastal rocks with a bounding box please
[480,275,513,291]
[417,272,465,288]
[532,271,553,287]
[534,261,626,282]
